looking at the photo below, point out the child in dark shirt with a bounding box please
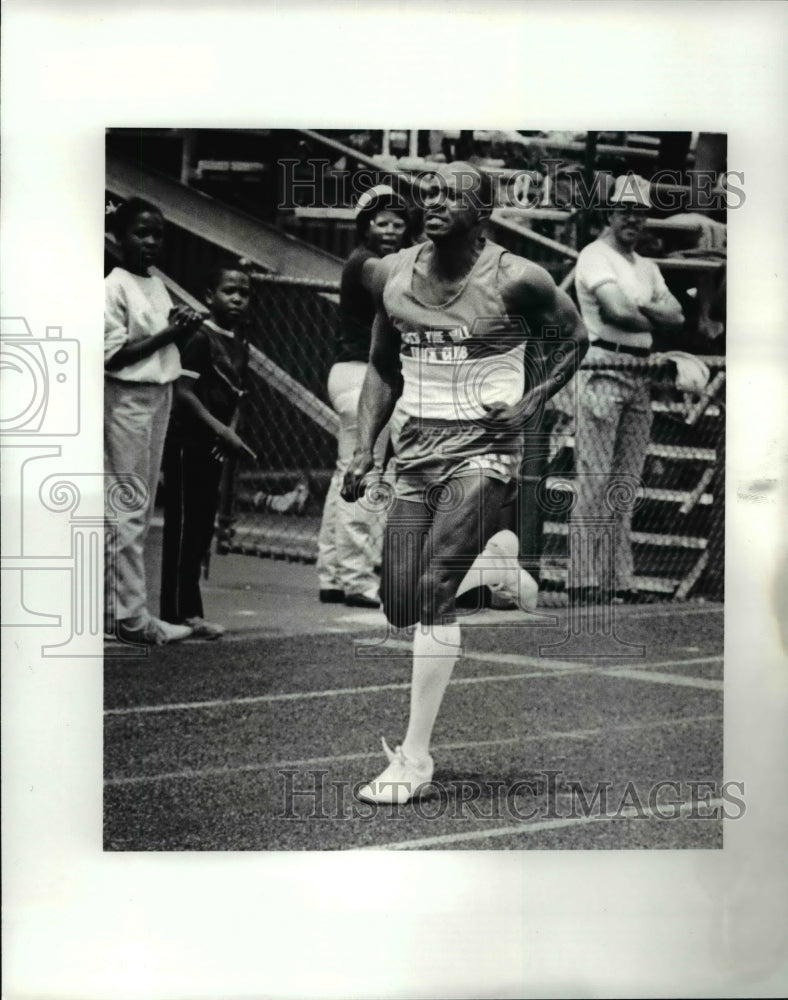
[160,263,256,638]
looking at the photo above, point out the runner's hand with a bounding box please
[341,449,375,501]
[482,391,541,430]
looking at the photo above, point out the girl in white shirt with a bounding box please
[104,197,202,645]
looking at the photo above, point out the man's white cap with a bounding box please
[355,184,400,217]
[611,173,652,209]
[660,350,710,394]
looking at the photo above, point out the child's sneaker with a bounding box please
[117,617,192,646]
[357,738,434,805]
[183,616,225,639]
[253,480,310,515]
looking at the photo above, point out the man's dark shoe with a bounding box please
[344,594,381,609]
[566,586,603,605]
[614,589,647,605]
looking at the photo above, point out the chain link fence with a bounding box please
[532,353,725,603]
[210,273,724,604]
[215,273,340,561]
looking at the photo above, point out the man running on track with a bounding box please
[341,161,589,804]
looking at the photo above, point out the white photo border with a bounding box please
[2,2,787,998]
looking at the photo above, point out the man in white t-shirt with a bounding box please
[572,174,684,603]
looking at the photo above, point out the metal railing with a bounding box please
[529,353,725,602]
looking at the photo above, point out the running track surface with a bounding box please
[104,546,724,851]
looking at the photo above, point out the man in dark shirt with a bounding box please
[316,184,411,608]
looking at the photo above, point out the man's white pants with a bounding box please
[317,361,388,598]
[104,378,172,626]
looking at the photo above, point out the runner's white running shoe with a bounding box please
[357,738,435,805]
[483,530,539,613]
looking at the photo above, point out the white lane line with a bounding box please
[356,798,724,851]
[638,655,722,670]
[377,639,722,674]
[605,668,722,690]
[381,639,581,671]
[622,605,723,619]
[104,651,724,718]
[469,651,723,672]
[341,605,724,625]
[461,650,722,680]
[103,672,532,717]
[104,713,722,787]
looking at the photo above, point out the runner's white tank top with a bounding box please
[383,240,527,422]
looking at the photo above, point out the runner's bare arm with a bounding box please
[486,261,588,426]
[522,267,589,404]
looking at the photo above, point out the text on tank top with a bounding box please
[382,240,527,421]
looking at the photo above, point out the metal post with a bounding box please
[180,131,195,186]
[580,130,597,248]
[696,404,725,599]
